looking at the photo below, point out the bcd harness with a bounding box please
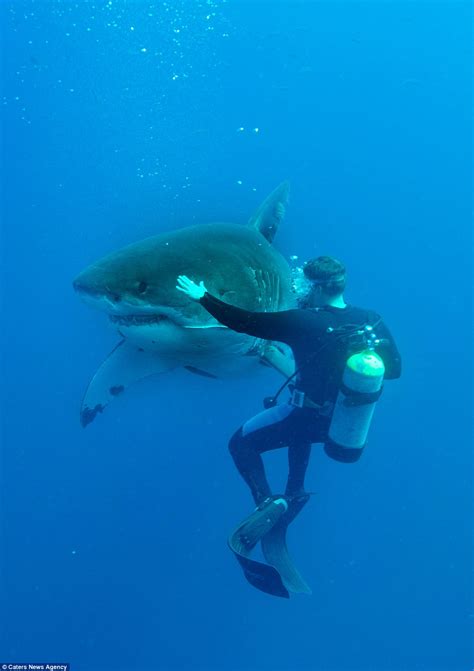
[264,308,386,413]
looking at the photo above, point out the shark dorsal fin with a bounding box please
[248,181,290,243]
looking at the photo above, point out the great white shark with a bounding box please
[73,182,295,426]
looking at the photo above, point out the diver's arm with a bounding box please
[176,275,298,342]
[199,291,297,342]
[376,321,402,379]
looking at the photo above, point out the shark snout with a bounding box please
[73,278,122,305]
[73,278,100,297]
[72,278,89,294]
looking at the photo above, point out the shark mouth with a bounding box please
[109,313,224,330]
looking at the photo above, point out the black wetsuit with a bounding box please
[200,293,402,504]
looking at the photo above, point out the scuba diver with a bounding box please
[176,256,401,598]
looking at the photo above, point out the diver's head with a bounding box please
[302,256,346,307]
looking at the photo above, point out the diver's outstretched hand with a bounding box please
[176,275,207,301]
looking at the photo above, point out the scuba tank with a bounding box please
[324,328,385,463]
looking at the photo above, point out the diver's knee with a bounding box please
[228,426,245,458]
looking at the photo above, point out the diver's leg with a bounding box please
[229,427,272,505]
[228,404,302,505]
[285,412,329,498]
[286,442,311,498]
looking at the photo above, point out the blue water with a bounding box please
[1,2,472,670]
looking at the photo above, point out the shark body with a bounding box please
[73,182,294,426]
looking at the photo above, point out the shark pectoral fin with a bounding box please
[80,340,177,427]
[260,342,295,378]
[247,181,290,243]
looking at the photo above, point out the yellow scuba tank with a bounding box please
[325,349,385,463]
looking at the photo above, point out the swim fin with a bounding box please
[261,494,312,595]
[228,497,291,598]
[228,496,288,555]
[228,552,290,599]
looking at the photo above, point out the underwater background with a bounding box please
[1,1,472,670]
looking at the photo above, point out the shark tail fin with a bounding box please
[248,181,290,244]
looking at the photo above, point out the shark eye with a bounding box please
[137,281,148,294]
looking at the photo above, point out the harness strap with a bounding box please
[339,384,384,407]
[290,387,334,415]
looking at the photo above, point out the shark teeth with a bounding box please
[110,314,169,326]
